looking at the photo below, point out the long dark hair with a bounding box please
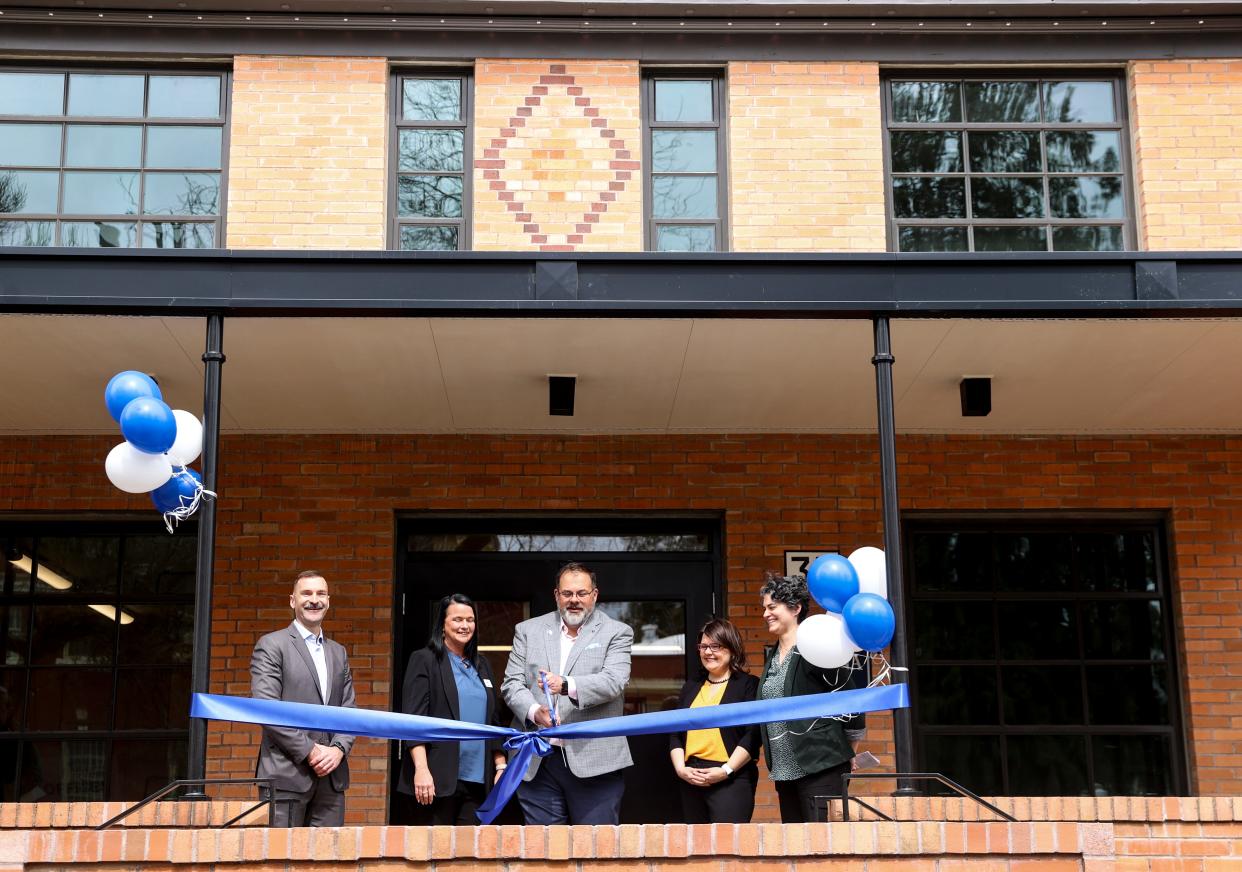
[426,593,480,667]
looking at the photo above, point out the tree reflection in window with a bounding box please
[647,74,724,251]
[396,75,468,250]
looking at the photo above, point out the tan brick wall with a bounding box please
[473,60,643,252]
[1129,59,1242,250]
[226,56,387,250]
[728,62,887,252]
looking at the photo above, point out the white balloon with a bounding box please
[796,612,859,670]
[849,546,888,600]
[105,441,172,494]
[166,410,203,467]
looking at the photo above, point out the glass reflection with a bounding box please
[652,130,716,173]
[67,75,144,118]
[398,175,464,218]
[994,533,1073,591]
[1053,225,1124,251]
[407,533,711,552]
[965,81,1040,123]
[891,177,966,219]
[1082,600,1165,660]
[974,226,1047,251]
[656,225,715,252]
[147,77,221,119]
[1043,81,1116,123]
[1091,735,1172,795]
[922,735,1002,795]
[890,131,962,173]
[998,601,1076,659]
[403,79,461,122]
[0,171,59,214]
[912,601,994,659]
[110,739,186,801]
[400,225,458,250]
[143,173,220,216]
[972,177,1045,219]
[652,175,717,219]
[143,222,215,249]
[1086,665,1170,725]
[121,535,197,595]
[890,81,961,123]
[898,226,968,252]
[61,222,138,248]
[1046,131,1122,172]
[0,221,54,246]
[654,81,713,123]
[398,129,465,172]
[1007,734,1090,795]
[62,172,139,215]
[0,125,62,168]
[1050,176,1124,219]
[1002,666,1083,724]
[915,666,997,725]
[26,670,112,730]
[0,73,64,116]
[910,532,991,591]
[65,126,142,168]
[145,127,223,169]
[968,131,1041,173]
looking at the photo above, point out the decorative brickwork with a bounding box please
[473,60,642,251]
[226,56,388,250]
[727,62,887,252]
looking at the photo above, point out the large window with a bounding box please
[393,72,471,250]
[0,524,196,801]
[885,75,1131,252]
[906,518,1186,796]
[0,69,227,249]
[643,71,727,252]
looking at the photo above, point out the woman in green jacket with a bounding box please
[758,573,866,823]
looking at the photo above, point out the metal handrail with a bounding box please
[96,778,277,831]
[839,772,1018,822]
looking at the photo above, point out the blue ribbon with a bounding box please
[191,682,908,824]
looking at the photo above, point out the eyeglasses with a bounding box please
[556,589,595,600]
[696,643,724,653]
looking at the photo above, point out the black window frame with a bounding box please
[642,68,729,253]
[882,71,1136,253]
[0,64,231,250]
[389,68,474,251]
[903,514,1189,797]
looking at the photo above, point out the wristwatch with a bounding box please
[720,763,735,777]
[331,741,347,754]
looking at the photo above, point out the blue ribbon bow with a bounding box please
[191,682,908,824]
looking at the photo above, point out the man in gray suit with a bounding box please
[251,570,357,827]
[502,562,633,825]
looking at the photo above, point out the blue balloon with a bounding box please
[104,371,162,423]
[842,593,895,652]
[152,468,202,513]
[120,397,177,455]
[806,554,859,613]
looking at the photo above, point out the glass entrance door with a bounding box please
[391,517,721,825]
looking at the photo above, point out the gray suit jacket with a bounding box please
[251,622,357,793]
[502,609,633,780]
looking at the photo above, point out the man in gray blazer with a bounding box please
[502,562,633,825]
[251,570,357,827]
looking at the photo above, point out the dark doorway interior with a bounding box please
[390,515,724,825]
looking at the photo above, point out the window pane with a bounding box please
[114,669,190,729]
[1053,225,1124,252]
[922,734,1001,795]
[407,532,711,552]
[968,131,1041,173]
[0,171,59,214]
[915,666,997,725]
[0,671,27,730]
[1077,532,1157,592]
[1043,81,1116,123]
[0,606,28,666]
[397,175,464,218]
[652,175,717,219]
[35,537,119,595]
[61,221,137,248]
[1049,176,1124,219]
[67,75,144,117]
[399,224,458,251]
[3,538,34,593]
[32,738,108,800]
[110,738,186,801]
[398,129,465,172]
[0,73,64,116]
[891,177,965,219]
[26,669,113,729]
[148,76,220,119]
[142,222,215,249]
[994,533,1073,591]
[890,81,961,123]
[64,125,142,168]
[402,78,461,121]
[1046,131,1123,172]
[145,127,223,169]
[654,80,713,123]
[972,177,1045,219]
[1086,664,1170,725]
[117,604,193,665]
[0,124,62,167]
[1007,734,1089,794]
[62,172,139,215]
[0,221,54,246]
[964,81,1040,123]
[1002,665,1083,724]
[121,535,197,596]
[898,226,968,252]
[1082,600,1165,660]
[656,225,716,252]
[143,173,219,216]
[974,226,1047,251]
[910,532,991,591]
[31,607,115,666]
[1091,735,1173,795]
[912,602,995,660]
[998,602,1076,660]
[890,131,962,173]
[652,130,717,173]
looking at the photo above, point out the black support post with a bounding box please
[871,317,916,795]
[185,314,225,796]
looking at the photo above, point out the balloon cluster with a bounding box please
[102,371,212,532]
[797,547,895,669]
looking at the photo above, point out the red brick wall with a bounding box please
[1,433,1239,825]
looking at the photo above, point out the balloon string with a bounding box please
[161,467,217,534]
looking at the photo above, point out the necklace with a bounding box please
[705,675,729,685]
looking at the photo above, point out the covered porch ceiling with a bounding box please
[1,314,1239,435]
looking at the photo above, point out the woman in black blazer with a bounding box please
[398,593,506,825]
[669,617,761,823]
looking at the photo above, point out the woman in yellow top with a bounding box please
[668,618,761,823]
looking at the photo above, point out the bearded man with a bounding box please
[501,561,633,825]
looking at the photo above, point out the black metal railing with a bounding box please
[819,772,1018,823]
[96,778,279,831]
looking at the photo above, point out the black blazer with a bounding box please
[668,671,762,771]
[397,648,502,798]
